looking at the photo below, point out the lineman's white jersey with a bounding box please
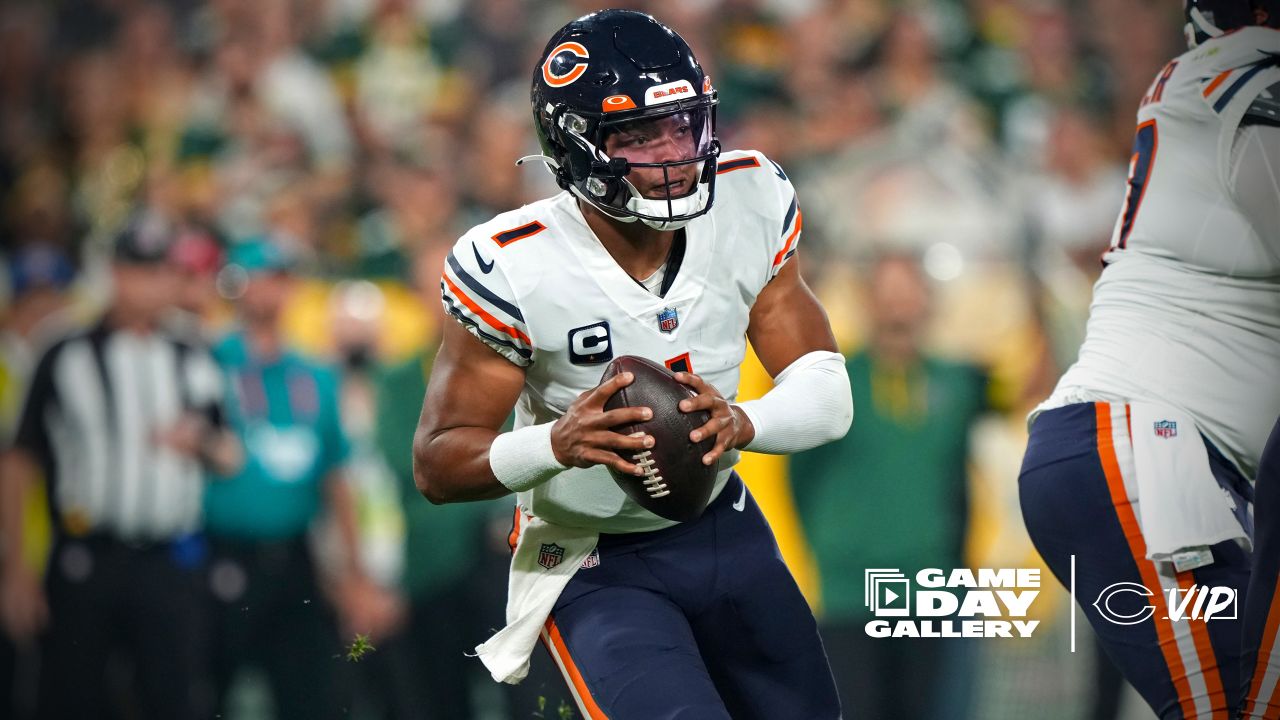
[441,150,802,533]
[1042,27,1280,479]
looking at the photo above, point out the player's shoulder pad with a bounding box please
[443,207,541,366]
[1195,27,1280,73]
[1196,34,1280,114]
[451,199,560,293]
[715,149,797,222]
[715,149,802,278]
[715,148,792,192]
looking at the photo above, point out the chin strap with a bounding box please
[515,154,560,172]
[566,185,640,224]
[1186,6,1226,47]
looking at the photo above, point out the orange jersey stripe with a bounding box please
[1244,577,1280,718]
[507,506,522,554]
[1095,403,1199,719]
[1176,570,1229,717]
[1203,70,1234,98]
[715,157,761,174]
[544,618,609,719]
[442,273,532,346]
[772,210,803,268]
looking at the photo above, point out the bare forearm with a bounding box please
[325,475,366,580]
[0,452,35,572]
[412,426,513,505]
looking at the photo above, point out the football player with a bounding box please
[412,10,852,719]
[1019,1,1280,718]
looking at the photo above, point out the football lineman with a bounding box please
[1019,1,1280,718]
[413,10,852,719]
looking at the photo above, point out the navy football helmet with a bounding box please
[528,10,720,231]
[1185,0,1279,46]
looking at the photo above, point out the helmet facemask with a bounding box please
[553,103,720,231]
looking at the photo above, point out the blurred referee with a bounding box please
[0,211,241,720]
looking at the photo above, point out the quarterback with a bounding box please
[1019,1,1280,718]
[413,10,851,719]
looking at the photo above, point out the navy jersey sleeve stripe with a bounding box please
[1215,58,1280,113]
[443,303,534,360]
[781,193,798,238]
[446,252,525,322]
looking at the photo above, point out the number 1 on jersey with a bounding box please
[1114,120,1159,251]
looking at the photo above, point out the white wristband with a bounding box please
[489,423,568,493]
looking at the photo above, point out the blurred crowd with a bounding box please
[0,0,1187,718]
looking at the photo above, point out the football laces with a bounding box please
[629,432,670,498]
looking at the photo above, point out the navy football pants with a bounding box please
[1240,416,1280,720]
[1021,402,1280,719]
[519,473,841,719]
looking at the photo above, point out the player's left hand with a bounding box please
[673,372,755,466]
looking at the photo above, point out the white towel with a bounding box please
[1128,402,1249,561]
[474,509,598,684]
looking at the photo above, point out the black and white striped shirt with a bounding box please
[12,320,226,540]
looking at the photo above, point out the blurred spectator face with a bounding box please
[111,211,184,324]
[171,228,225,317]
[603,112,704,200]
[883,10,938,72]
[65,52,126,144]
[226,239,296,325]
[1046,108,1105,180]
[330,280,385,372]
[113,260,180,324]
[1022,6,1077,93]
[239,270,293,325]
[868,254,931,361]
[118,2,175,66]
[413,238,452,330]
[215,35,260,97]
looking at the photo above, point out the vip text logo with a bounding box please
[1093,582,1236,625]
[864,568,1041,639]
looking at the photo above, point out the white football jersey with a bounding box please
[1042,27,1280,479]
[441,150,802,532]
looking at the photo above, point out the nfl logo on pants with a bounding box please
[657,307,679,333]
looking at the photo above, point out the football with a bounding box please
[601,356,717,522]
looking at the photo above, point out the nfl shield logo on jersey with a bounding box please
[1154,420,1178,438]
[538,543,565,570]
[657,307,679,333]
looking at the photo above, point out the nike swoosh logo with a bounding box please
[732,484,746,512]
[472,242,495,274]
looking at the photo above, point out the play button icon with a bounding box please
[864,570,911,616]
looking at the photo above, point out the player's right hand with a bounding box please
[551,371,655,476]
[0,564,48,644]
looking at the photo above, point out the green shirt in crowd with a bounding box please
[374,347,509,600]
[791,351,989,622]
[204,331,351,540]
